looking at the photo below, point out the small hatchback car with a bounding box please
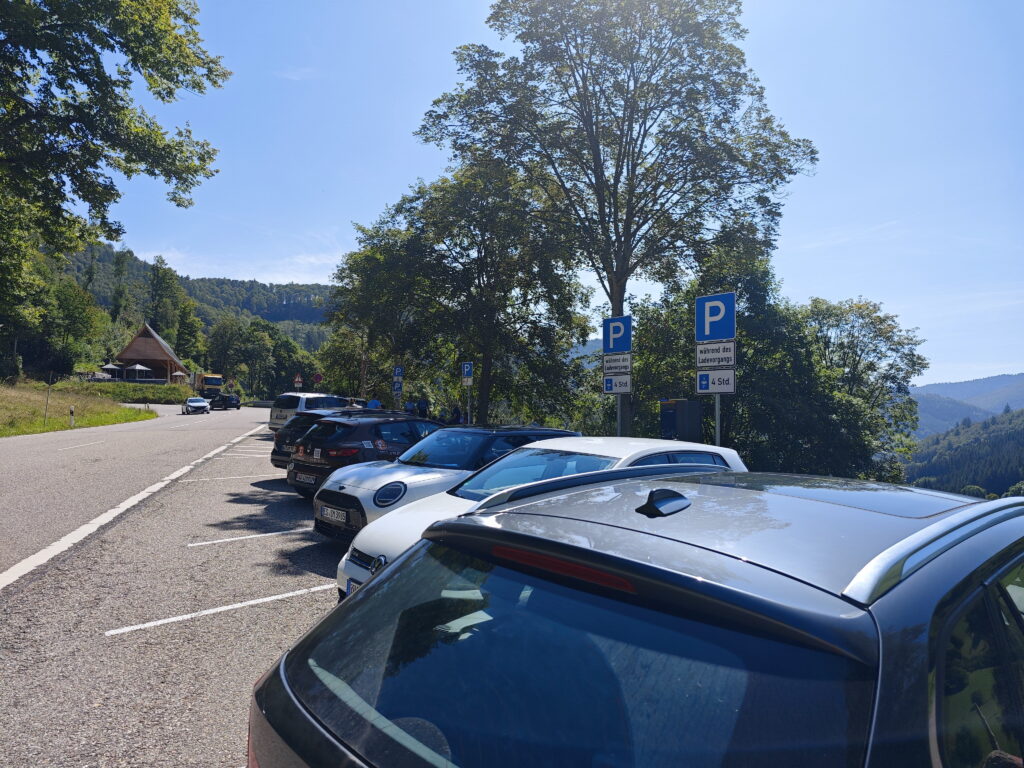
[180,396,209,415]
[250,467,1024,768]
[311,425,578,539]
[286,415,442,497]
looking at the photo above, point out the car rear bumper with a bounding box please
[286,461,332,491]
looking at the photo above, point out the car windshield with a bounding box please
[187,398,206,404]
[302,422,354,443]
[397,431,491,470]
[286,542,874,768]
[451,447,617,501]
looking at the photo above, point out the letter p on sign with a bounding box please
[695,293,736,342]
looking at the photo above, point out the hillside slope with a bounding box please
[912,393,994,437]
[65,244,331,350]
[913,373,1024,412]
[905,408,1024,496]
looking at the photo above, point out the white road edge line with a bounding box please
[56,440,105,451]
[187,527,313,547]
[104,583,335,636]
[0,424,267,593]
[180,474,282,483]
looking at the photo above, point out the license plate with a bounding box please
[295,472,316,484]
[345,578,362,595]
[320,505,346,523]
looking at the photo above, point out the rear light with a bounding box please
[491,545,636,593]
[327,447,360,457]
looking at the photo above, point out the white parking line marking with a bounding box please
[187,527,313,547]
[0,425,267,593]
[56,440,105,451]
[180,474,281,483]
[104,583,335,636]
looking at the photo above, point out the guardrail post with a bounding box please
[70,405,75,428]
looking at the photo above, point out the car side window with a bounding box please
[629,453,675,467]
[412,421,440,439]
[670,452,726,466]
[940,591,1024,767]
[478,435,535,467]
[376,422,418,445]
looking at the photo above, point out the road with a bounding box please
[0,407,345,766]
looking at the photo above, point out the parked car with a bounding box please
[252,469,1019,767]
[180,396,210,415]
[269,392,356,432]
[209,392,241,410]
[312,425,579,539]
[286,414,442,497]
[335,436,746,591]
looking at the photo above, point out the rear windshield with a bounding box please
[305,396,348,409]
[397,431,492,470]
[273,395,300,410]
[286,542,874,768]
[282,413,328,433]
[302,422,355,442]
[452,447,617,501]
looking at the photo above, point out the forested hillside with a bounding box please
[905,407,1024,497]
[912,392,994,437]
[65,245,330,349]
[912,373,1024,412]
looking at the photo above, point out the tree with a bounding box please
[0,0,228,249]
[175,299,206,364]
[419,0,815,428]
[147,255,183,345]
[326,158,590,423]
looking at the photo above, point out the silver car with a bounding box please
[181,397,210,415]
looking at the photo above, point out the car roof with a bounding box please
[437,425,578,436]
[443,470,992,605]
[319,414,437,424]
[275,392,336,399]
[516,435,739,460]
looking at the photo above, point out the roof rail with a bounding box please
[843,497,1024,605]
[474,463,728,511]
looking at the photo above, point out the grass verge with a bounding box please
[52,380,192,404]
[0,382,159,437]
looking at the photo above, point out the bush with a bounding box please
[960,485,987,498]
[1005,482,1024,498]
[52,380,192,404]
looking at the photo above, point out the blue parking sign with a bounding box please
[695,293,736,342]
[393,365,405,378]
[392,380,403,393]
[603,316,632,353]
[461,361,473,378]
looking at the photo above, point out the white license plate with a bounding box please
[295,473,316,484]
[320,505,346,523]
[345,578,362,595]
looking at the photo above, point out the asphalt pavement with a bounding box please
[0,407,345,766]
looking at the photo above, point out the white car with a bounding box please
[312,426,577,538]
[181,396,210,414]
[337,436,747,596]
[268,392,355,431]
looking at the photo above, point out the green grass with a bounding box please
[0,382,158,437]
[51,380,192,404]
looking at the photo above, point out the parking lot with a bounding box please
[0,411,342,766]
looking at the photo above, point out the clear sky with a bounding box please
[109,1,1023,385]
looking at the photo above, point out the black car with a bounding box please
[209,392,241,410]
[271,409,353,469]
[250,467,1024,767]
[286,414,442,497]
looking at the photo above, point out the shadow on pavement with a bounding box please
[258,538,349,580]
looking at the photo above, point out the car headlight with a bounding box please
[373,482,407,508]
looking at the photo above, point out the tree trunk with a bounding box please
[477,347,493,426]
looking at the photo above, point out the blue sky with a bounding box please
[110,1,1023,385]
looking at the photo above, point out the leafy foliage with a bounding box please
[906,408,1024,496]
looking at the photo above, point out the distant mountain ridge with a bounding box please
[913,373,1024,412]
[65,244,332,350]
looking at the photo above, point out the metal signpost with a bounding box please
[392,365,404,408]
[602,316,632,436]
[293,373,303,391]
[694,293,736,446]
[461,361,473,424]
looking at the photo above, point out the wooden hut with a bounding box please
[115,323,186,383]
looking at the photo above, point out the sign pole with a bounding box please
[715,394,721,446]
